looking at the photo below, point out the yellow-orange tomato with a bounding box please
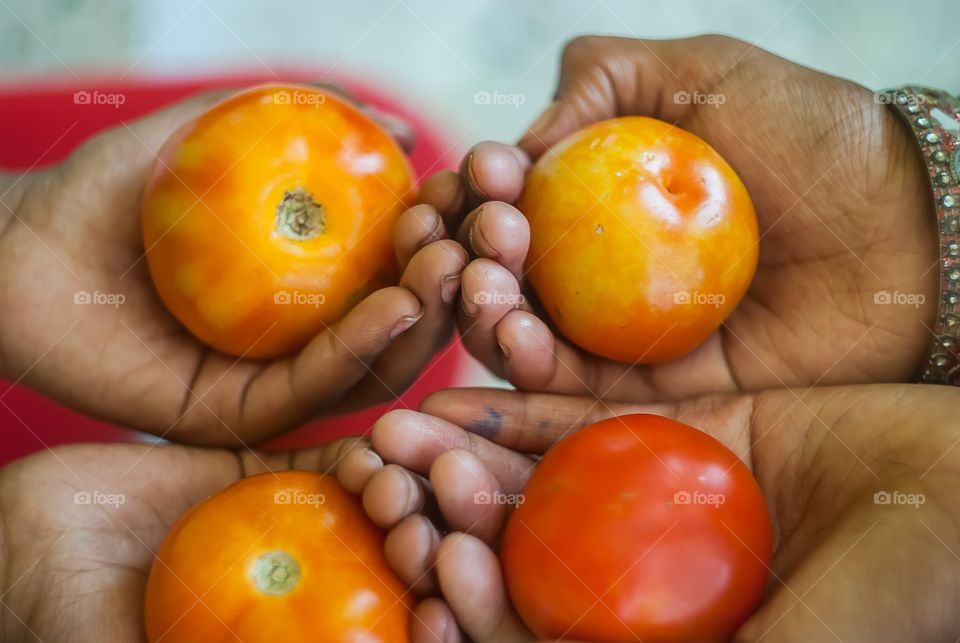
[142,84,415,358]
[144,471,411,643]
[517,117,758,363]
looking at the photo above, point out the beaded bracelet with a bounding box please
[884,87,960,384]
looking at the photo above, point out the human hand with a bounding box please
[347,384,960,642]
[0,436,397,642]
[409,34,937,403]
[0,89,466,444]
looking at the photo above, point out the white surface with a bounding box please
[3,0,957,144]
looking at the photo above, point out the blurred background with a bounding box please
[1,0,956,144]
[0,0,956,459]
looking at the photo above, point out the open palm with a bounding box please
[0,438,371,642]
[351,383,960,642]
[413,34,937,404]
[0,90,465,445]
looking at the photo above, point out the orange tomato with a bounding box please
[142,84,415,358]
[517,117,758,363]
[144,471,411,643]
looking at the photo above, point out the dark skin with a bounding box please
[0,437,393,643]
[0,33,950,643]
[0,90,467,446]
[351,34,951,641]
[408,34,938,402]
[349,383,960,643]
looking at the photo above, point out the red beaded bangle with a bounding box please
[884,87,960,384]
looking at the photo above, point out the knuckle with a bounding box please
[561,35,608,64]
[692,33,750,58]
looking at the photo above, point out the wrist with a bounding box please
[884,101,940,355]
[0,172,30,237]
[0,485,13,642]
[884,87,960,383]
[0,468,38,643]
[0,174,22,381]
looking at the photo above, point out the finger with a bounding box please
[459,141,530,206]
[395,204,449,268]
[418,170,466,226]
[362,463,428,529]
[430,449,510,543]
[371,409,534,491]
[518,35,746,158]
[400,238,467,311]
[435,533,534,643]
[385,514,442,596]
[335,446,384,495]
[494,309,563,390]
[236,436,370,477]
[493,309,645,399]
[75,90,234,198]
[458,259,524,378]
[341,240,468,408]
[122,90,233,153]
[419,388,652,454]
[455,202,530,281]
[216,286,422,442]
[363,105,416,153]
[412,598,463,643]
[307,82,416,152]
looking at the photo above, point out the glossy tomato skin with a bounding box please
[501,414,771,643]
[517,117,758,363]
[142,84,415,358]
[144,471,411,643]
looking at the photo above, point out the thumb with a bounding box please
[518,34,747,159]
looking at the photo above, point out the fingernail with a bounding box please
[402,472,421,514]
[440,273,461,305]
[362,448,383,470]
[520,101,560,145]
[461,293,480,317]
[423,209,442,242]
[469,212,500,259]
[390,311,423,339]
[498,339,511,361]
[465,151,486,196]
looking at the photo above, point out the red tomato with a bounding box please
[517,117,758,363]
[142,84,415,358]
[501,414,771,642]
[144,471,411,642]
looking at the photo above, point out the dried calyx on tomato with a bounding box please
[144,471,411,642]
[142,84,415,358]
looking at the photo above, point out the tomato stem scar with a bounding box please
[276,187,325,240]
[251,550,301,595]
